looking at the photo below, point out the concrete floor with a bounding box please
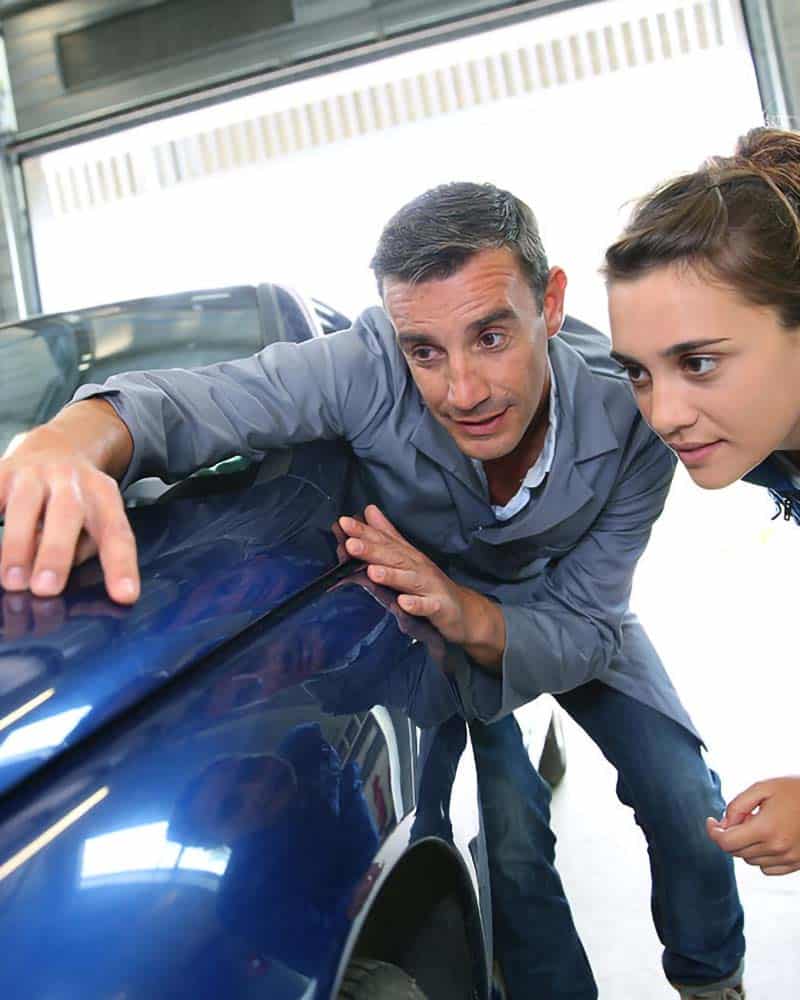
[544,469,800,998]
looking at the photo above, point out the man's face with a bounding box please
[383,247,566,462]
[609,264,800,488]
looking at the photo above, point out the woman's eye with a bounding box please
[684,355,717,376]
[623,364,649,386]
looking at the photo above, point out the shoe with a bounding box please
[676,986,745,999]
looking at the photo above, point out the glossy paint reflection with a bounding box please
[0,573,479,999]
[0,442,350,796]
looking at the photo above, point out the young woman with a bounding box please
[605,126,800,878]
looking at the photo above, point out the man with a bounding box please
[0,183,744,999]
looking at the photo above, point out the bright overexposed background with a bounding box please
[25,0,761,329]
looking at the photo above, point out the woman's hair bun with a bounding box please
[605,126,800,329]
[734,126,800,172]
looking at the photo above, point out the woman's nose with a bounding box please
[646,380,698,439]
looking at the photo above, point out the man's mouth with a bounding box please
[451,408,509,436]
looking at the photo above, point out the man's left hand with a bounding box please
[338,505,505,670]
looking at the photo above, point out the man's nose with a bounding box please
[646,380,697,439]
[447,361,491,412]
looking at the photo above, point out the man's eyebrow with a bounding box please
[466,308,516,333]
[396,332,436,349]
[396,308,516,349]
[610,338,732,365]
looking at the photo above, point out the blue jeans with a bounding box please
[471,681,745,1000]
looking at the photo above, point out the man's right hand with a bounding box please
[0,399,139,604]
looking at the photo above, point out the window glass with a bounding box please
[0,287,262,455]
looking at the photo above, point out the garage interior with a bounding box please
[0,0,798,997]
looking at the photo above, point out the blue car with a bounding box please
[0,285,565,999]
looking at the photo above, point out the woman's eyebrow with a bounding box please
[661,337,732,357]
[610,338,732,366]
[609,349,638,366]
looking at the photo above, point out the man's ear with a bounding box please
[542,267,567,338]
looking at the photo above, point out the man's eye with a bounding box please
[683,355,717,376]
[411,347,437,362]
[480,331,504,348]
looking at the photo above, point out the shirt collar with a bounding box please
[520,356,558,490]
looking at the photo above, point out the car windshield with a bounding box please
[0,286,263,457]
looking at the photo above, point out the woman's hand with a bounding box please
[706,775,800,875]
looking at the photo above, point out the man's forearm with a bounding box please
[456,585,506,673]
[40,398,134,480]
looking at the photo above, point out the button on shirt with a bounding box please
[473,358,559,521]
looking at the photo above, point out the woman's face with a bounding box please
[608,264,800,488]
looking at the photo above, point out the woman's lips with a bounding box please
[671,440,723,466]
[452,408,509,436]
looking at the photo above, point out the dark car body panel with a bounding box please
[0,442,489,999]
[0,285,497,999]
[0,442,351,797]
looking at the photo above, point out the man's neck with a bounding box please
[483,374,551,507]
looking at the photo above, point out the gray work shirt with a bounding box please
[74,309,696,737]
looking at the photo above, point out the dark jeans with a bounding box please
[471,681,745,1000]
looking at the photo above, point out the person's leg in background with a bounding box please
[471,714,598,1000]
[557,681,745,998]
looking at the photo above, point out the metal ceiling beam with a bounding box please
[0,0,51,19]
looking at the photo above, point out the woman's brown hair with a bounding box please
[604,127,800,329]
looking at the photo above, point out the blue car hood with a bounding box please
[0,447,349,799]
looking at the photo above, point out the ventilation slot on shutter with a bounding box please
[45,0,727,214]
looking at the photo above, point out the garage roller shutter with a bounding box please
[2,0,578,147]
[35,0,726,217]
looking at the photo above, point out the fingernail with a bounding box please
[118,578,138,600]
[34,570,58,594]
[4,566,26,589]
[372,567,385,581]
[348,540,363,555]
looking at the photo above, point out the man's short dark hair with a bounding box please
[370,182,550,308]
